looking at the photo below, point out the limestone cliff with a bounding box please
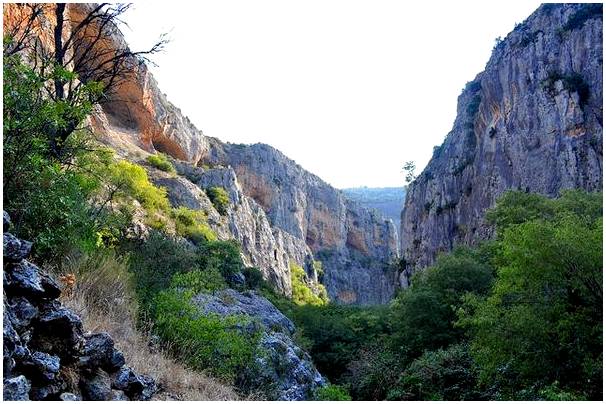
[204,141,400,304]
[400,4,603,282]
[148,161,315,296]
[4,3,399,305]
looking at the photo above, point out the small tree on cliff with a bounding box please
[403,161,416,185]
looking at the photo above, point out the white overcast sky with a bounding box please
[121,0,543,188]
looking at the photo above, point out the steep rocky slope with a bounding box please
[3,214,156,401]
[204,141,399,304]
[35,3,400,305]
[4,4,398,305]
[148,161,315,296]
[400,3,603,283]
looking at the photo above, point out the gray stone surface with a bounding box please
[5,259,61,299]
[192,289,295,334]
[81,369,112,401]
[3,233,32,262]
[401,4,603,279]
[204,141,399,304]
[191,288,325,400]
[3,375,31,401]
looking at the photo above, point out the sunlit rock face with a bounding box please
[204,140,400,305]
[400,4,603,283]
[4,3,400,305]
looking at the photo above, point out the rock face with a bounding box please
[149,162,316,297]
[4,3,400,304]
[191,289,325,400]
[401,4,603,280]
[204,140,400,304]
[3,212,156,401]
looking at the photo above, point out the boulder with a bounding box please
[5,260,61,299]
[111,389,129,400]
[59,392,81,400]
[79,332,124,372]
[192,289,295,334]
[112,366,157,401]
[255,332,326,400]
[8,297,38,331]
[4,210,11,231]
[3,233,33,262]
[22,351,61,382]
[34,303,84,360]
[81,369,112,401]
[3,375,30,401]
[30,378,66,400]
[191,288,324,399]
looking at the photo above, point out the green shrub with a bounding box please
[197,239,244,280]
[153,288,260,381]
[206,186,230,215]
[458,191,602,400]
[344,338,403,400]
[290,304,391,383]
[314,384,352,401]
[290,262,328,306]
[170,268,227,294]
[172,207,217,243]
[390,248,493,359]
[388,344,482,400]
[127,231,199,311]
[146,153,175,173]
[108,160,170,213]
[242,267,266,290]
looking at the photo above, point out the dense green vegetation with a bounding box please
[290,262,329,306]
[206,186,230,215]
[146,152,176,173]
[314,384,352,401]
[154,284,260,380]
[262,190,602,401]
[172,206,217,243]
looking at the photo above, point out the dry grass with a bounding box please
[58,251,241,401]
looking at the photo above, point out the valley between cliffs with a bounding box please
[3,2,603,402]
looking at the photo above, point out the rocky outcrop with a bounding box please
[67,4,210,164]
[2,3,210,164]
[191,289,325,400]
[401,4,603,280]
[204,140,400,304]
[3,213,156,401]
[149,162,317,297]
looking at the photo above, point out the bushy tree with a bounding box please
[388,344,483,401]
[458,190,602,399]
[390,248,493,358]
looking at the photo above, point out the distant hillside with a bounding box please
[342,187,406,230]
